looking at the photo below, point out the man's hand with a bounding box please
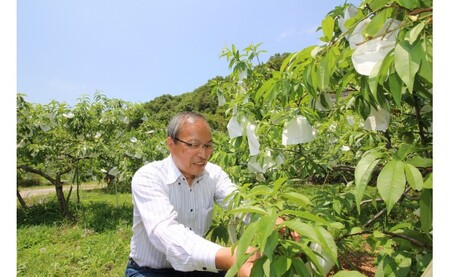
[238,247,260,277]
[276,217,301,242]
[216,246,260,277]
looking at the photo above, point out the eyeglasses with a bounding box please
[174,137,214,151]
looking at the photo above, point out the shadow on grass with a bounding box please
[17,198,133,233]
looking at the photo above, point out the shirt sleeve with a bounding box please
[212,165,251,225]
[132,166,223,272]
[213,166,239,209]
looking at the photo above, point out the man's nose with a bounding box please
[197,146,211,159]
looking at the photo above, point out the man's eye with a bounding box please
[189,144,200,148]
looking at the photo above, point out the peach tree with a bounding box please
[17,92,168,218]
[211,0,432,275]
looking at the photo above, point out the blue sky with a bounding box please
[17,0,362,106]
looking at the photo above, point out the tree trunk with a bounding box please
[17,189,28,209]
[54,182,75,222]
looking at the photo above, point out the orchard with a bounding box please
[17,0,432,276]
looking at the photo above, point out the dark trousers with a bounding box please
[125,258,227,277]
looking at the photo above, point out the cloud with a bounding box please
[304,25,319,34]
[49,78,87,93]
[276,27,296,41]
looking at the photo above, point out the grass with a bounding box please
[17,188,133,277]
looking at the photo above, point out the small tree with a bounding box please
[213,0,432,275]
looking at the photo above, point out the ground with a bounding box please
[332,253,376,276]
[18,183,104,198]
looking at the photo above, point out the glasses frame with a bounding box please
[174,137,214,151]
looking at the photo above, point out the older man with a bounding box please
[125,111,257,277]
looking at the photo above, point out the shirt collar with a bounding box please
[164,155,206,185]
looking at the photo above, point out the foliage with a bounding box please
[211,0,432,275]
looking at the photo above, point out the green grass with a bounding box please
[17,189,133,277]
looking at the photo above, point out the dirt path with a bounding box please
[19,183,104,198]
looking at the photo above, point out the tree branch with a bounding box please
[363,186,412,228]
[337,230,432,250]
[410,7,432,16]
[17,164,56,184]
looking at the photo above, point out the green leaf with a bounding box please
[317,48,337,91]
[255,79,276,102]
[340,72,356,95]
[228,206,268,216]
[262,258,271,276]
[281,210,332,226]
[369,0,390,10]
[280,192,313,208]
[350,227,363,234]
[377,160,406,214]
[407,156,432,168]
[369,50,393,97]
[295,241,323,274]
[388,73,404,108]
[395,144,415,160]
[283,221,338,264]
[270,177,287,196]
[355,150,381,214]
[404,163,423,191]
[394,40,421,92]
[333,270,367,277]
[234,221,259,267]
[310,64,319,94]
[388,222,413,232]
[281,46,316,72]
[406,21,426,44]
[273,256,292,277]
[291,254,314,276]
[423,173,432,189]
[258,211,278,255]
[249,256,266,277]
[420,188,432,232]
[360,76,375,105]
[321,16,335,42]
[365,8,392,37]
[395,0,419,10]
[418,38,433,83]
[303,66,317,97]
[247,185,272,198]
[266,81,281,104]
[262,230,279,258]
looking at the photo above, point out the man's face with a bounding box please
[167,119,213,178]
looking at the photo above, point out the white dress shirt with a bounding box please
[128,155,238,272]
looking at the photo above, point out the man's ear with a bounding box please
[166,137,174,148]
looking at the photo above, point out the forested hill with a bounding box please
[140,53,289,131]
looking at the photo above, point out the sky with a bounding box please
[16,0,363,106]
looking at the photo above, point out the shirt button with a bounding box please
[190,209,193,212]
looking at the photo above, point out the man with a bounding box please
[125,111,258,277]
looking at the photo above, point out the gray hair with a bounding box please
[167,111,208,139]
